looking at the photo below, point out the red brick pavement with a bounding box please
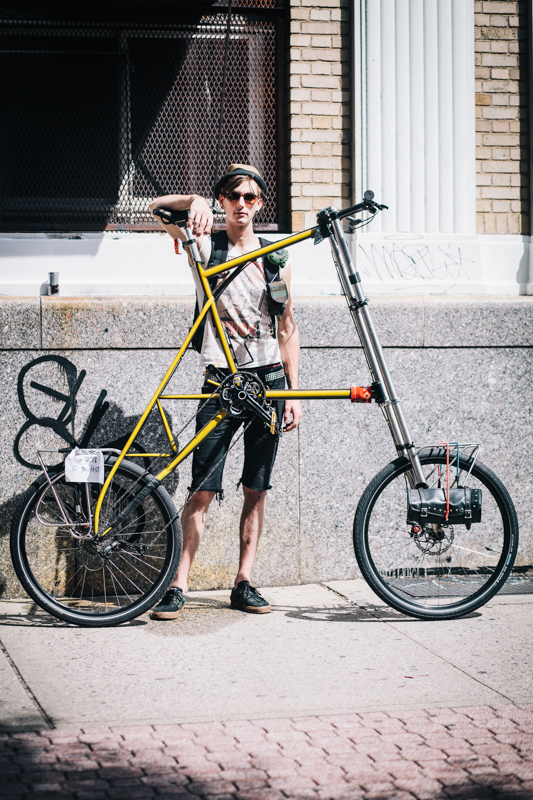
[1,705,532,799]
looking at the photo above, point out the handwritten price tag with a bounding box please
[65,449,104,484]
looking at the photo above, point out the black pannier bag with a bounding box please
[407,487,482,530]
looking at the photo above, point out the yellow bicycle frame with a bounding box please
[93,226,364,533]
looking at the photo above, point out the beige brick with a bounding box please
[291,20,301,34]
[508,213,520,233]
[290,48,302,61]
[290,75,301,89]
[490,15,511,27]
[291,211,305,231]
[301,48,340,62]
[476,120,491,132]
[311,116,333,129]
[311,197,339,211]
[479,27,518,40]
[484,213,498,233]
[291,142,312,156]
[302,184,339,196]
[311,35,333,48]
[290,184,301,197]
[492,120,510,132]
[477,199,493,212]
[291,101,302,114]
[302,102,341,115]
[310,88,332,102]
[477,173,492,186]
[301,22,339,35]
[301,157,340,169]
[496,213,509,233]
[311,142,330,157]
[476,66,491,79]
[309,8,331,21]
[490,41,509,52]
[482,79,519,92]
[482,106,518,118]
[311,170,332,183]
[290,0,302,5]
[509,95,520,105]
[483,2,519,12]
[291,88,311,101]
[493,199,512,212]
[481,186,520,199]
[476,93,492,105]
[292,169,313,182]
[302,131,340,144]
[290,62,311,74]
[509,15,520,26]
[301,75,339,89]
[292,198,312,212]
[492,173,511,186]
[477,147,493,158]
[482,54,516,66]
[311,62,332,75]
[475,40,492,52]
[509,67,521,80]
[331,10,341,22]
[491,67,510,79]
[475,14,491,25]
[492,94,510,105]
[511,200,524,213]
[483,133,519,145]
[510,173,522,185]
[331,63,342,76]
[301,0,339,6]
[481,159,519,172]
[509,147,522,159]
[290,156,301,170]
[292,34,311,47]
[490,147,510,159]
[291,8,310,20]
[509,119,521,132]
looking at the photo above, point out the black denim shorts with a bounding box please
[189,365,286,494]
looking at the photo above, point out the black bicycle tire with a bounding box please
[10,459,182,627]
[353,448,519,620]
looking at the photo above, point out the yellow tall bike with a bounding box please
[11,193,519,626]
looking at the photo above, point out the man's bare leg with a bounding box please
[234,486,267,586]
[172,490,215,593]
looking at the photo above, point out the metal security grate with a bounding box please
[0,5,282,231]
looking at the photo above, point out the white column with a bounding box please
[353,0,476,235]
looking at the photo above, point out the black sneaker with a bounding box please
[230,581,271,614]
[151,587,186,620]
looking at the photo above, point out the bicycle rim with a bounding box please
[11,458,182,626]
[354,448,518,619]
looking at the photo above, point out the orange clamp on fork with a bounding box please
[350,386,372,403]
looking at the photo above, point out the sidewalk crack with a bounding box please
[0,638,54,729]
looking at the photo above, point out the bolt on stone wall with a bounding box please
[475,0,529,234]
[289,0,352,231]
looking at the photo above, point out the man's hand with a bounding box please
[283,398,302,432]
[189,196,213,238]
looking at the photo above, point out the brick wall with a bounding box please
[288,0,351,231]
[475,0,529,234]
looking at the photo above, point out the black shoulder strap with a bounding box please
[258,237,278,282]
[191,231,229,353]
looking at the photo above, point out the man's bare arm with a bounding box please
[149,194,213,241]
[277,266,302,432]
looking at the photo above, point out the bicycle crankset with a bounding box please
[217,371,279,433]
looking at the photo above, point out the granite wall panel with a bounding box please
[0,296,531,598]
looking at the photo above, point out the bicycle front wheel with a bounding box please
[11,458,182,626]
[354,448,518,619]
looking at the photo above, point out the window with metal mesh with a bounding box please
[0,3,283,231]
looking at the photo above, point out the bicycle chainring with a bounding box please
[218,371,268,418]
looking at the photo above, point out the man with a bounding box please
[148,164,301,618]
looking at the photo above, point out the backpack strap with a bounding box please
[191,232,229,353]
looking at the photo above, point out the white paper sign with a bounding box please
[65,449,104,484]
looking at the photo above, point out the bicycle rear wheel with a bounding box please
[11,458,182,626]
[354,447,518,619]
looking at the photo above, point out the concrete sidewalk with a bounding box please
[1,580,533,799]
[1,580,532,731]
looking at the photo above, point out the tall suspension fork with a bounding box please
[327,213,426,487]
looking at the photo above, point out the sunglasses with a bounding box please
[224,191,259,206]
